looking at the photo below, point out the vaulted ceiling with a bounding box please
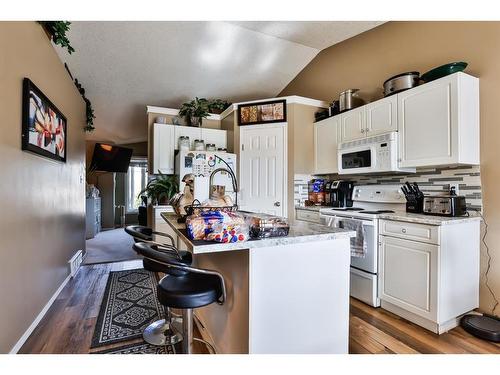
[54,21,383,143]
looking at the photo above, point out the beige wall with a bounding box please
[0,22,86,352]
[280,21,500,315]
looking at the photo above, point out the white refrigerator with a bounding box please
[175,151,237,204]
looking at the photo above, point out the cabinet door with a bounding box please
[398,75,458,167]
[201,128,227,149]
[174,126,202,150]
[314,116,340,174]
[365,95,398,136]
[379,235,438,321]
[153,124,175,174]
[340,106,365,142]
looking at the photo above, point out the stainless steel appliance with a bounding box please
[383,71,420,97]
[338,131,416,175]
[423,195,467,216]
[339,89,365,112]
[320,185,406,307]
[329,180,354,207]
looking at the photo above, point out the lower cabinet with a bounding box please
[378,219,480,334]
[379,236,438,321]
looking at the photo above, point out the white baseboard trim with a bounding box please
[9,274,71,354]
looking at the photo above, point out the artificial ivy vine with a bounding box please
[39,21,96,132]
[38,21,75,54]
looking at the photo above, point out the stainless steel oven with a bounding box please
[320,213,380,307]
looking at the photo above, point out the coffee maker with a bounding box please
[329,180,354,207]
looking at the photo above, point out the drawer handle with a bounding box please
[401,228,407,233]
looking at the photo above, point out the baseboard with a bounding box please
[9,274,71,354]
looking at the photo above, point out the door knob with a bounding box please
[274,202,281,207]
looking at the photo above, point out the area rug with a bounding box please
[92,341,176,354]
[91,269,165,348]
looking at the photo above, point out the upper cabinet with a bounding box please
[339,95,398,142]
[398,73,479,168]
[340,106,365,142]
[152,123,176,174]
[314,116,340,174]
[151,124,228,174]
[365,95,398,136]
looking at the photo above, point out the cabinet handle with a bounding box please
[401,228,407,233]
[361,129,365,133]
[365,128,369,132]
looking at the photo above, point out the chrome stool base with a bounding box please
[143,317,183,346]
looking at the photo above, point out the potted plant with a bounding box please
[178,97,209,127]
[138,173,178,206]
[208,99,231,114]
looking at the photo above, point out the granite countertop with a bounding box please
[160,212,355,254]
[295,205,323,212]
[379,211,481,226]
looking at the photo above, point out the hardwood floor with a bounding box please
[349,298,500,354]
[19,261,500,354]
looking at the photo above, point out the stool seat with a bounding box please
[158,273,222,309]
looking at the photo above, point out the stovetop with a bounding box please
[319,207,401,220]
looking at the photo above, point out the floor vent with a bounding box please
[69,250,83,277]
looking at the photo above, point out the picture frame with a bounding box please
[237,99,286,126]
[22,78,67,162]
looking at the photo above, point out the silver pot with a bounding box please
[339,89,365,112]
[383,71,420,97]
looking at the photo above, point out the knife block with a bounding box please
[406,197,424,213]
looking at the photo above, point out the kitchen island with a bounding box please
[160,212,355,354]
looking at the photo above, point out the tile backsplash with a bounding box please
[294,165,482,211]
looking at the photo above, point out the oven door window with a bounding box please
[341,149,372,169]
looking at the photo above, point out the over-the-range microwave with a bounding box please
[337,131,415,175]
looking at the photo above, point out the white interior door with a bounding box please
[239,124,286,217]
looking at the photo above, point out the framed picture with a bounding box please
[237,99,286,126]
[22,78,67,162]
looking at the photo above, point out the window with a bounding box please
[125,158,148,213]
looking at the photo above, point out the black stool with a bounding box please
[125,225,192,346]
[133,241,226,354]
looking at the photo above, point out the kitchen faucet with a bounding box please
[209,155,238,207]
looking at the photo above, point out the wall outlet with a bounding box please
[449,183,459,195]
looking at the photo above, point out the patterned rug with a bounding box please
[92,341,176,354]
[91,268,165,348]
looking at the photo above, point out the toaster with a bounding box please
[423,195,467,217]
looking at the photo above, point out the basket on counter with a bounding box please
[184,201,238,217]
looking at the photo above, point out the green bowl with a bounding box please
[421,62,468,83]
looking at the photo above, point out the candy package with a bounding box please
[205,222,249,243]
[185,210,247,242]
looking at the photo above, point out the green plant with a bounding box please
[178,97,209,126]
[208,99,231,114]
[138,173,178,205]
[73,78,96,132]
[38,21,75,54]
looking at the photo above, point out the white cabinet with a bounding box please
[152,124,228,175]
[365,95,398,136]
[201,128,227,149]
[339,95,397,143]
[398,72,479,167]
[379,235,438,321]
[378,218,480,334]
[340,106,365,142]
[314,116,340,174]
[153,123,175,174]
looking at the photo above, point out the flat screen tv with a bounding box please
[89,143,133,173]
